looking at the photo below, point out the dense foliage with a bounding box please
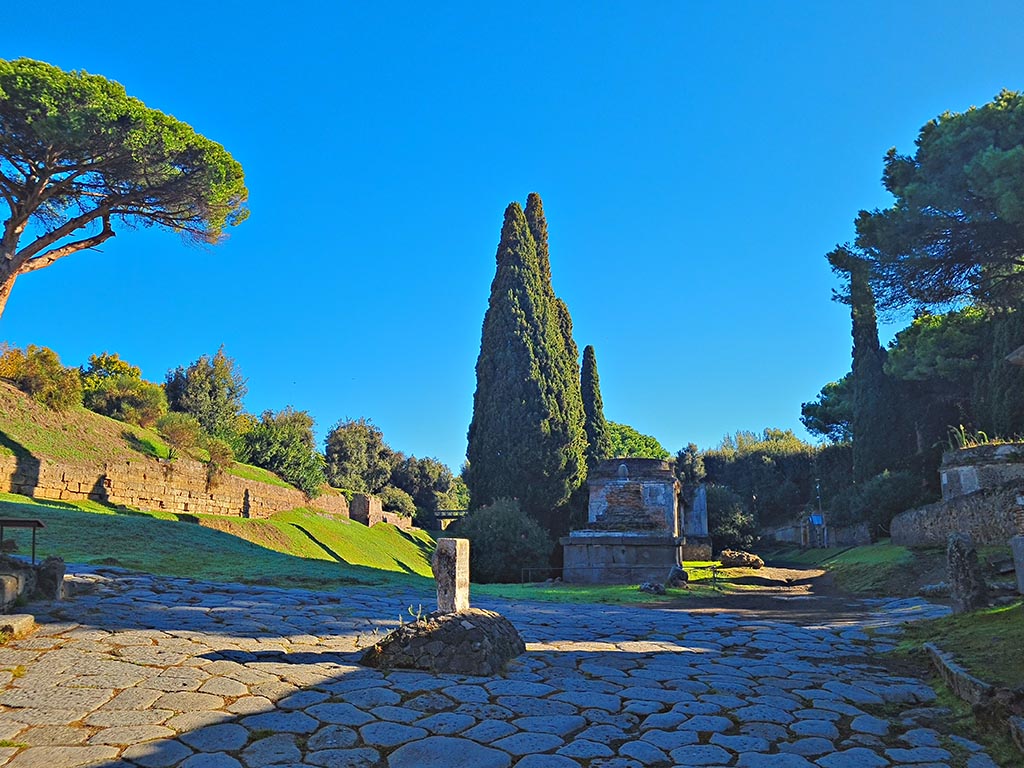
[165,349,248,442]
[0,343,82,411]
[703,429,817,529]
[450,498,554,583]
[855,90,1024,311]
[324,418,395,493]
[465,196,585,533]
[238,408,325,497]
[81,353,166,427]
[0,57,247,319]
[803,91,1024,537]
[156,412,202,456]
[705,484,757,552]
[607,421,669,460]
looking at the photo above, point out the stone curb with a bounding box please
[924,641,1023,756]
[923,642,994,706]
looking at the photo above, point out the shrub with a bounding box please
[379,486,416,517]
[830,469,925,537]
[83,374,167,427]
[0,344,82,411]
[450,498,553,583]
[706,484,757,553]
[203,436,235,469]
[156,412,202,457]
[236,408,325,497]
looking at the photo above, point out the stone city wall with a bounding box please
[0,455,349,520]
[891,483,1024,547]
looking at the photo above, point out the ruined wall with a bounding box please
[349,493,413,530]
[891,484,1024,547]
[587,458,678,535]
[0,455,349,520]
[765,521,871,548]
[940,445,1024,501]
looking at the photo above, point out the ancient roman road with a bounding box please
[0,567,1000,768]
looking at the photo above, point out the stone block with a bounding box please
[0,614,34,638]
[432,538,469,613]
[947,533,988,613]
[1012,535,1024,595]
[0,575,20,612]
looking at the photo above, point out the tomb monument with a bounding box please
[561,458,708,584]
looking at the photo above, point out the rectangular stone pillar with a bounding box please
[432,538,469,613]
[1013,535,1024,595]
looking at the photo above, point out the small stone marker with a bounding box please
[432,538,469,614]
[947,532,989,613]
[1012,534,1024,595]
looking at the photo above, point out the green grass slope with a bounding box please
[0,381,293,488]
[0,493,434,589]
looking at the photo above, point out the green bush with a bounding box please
[0,344,82,411]
[705,483,757,553]
[831,469,925,536]
[83,374,167,427]
[156,412,202,456]
[203,436,235,469]
[236,408,325,497]
[379,486,416,518]
[450,498,553,583]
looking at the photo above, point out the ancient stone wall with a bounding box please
[0,455,349,520]
[349,493,413,530]
[891,484,1024,547]
[940,444,1024,501]
[586,458,678,535]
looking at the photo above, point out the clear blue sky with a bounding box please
[3,2,1024,471]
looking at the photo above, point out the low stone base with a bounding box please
[359,608,524,676]
[560,533,683,584]
[680,537,712,561]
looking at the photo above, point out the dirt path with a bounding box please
[662,565,898,626]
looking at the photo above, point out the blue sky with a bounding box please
[3,2,1024,471]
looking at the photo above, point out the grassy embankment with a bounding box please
[0,380,289,488]
[0,382,432,588]
[0,492,434,589]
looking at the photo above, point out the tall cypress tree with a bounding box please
[466,197,585,528]
[525,193,586,494]
[983,306,1024,435]
[581,345,611,467]
[828,246,900,481]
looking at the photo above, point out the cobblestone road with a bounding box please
[0,567,1000,768]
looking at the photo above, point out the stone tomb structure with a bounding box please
[562,458,697,584]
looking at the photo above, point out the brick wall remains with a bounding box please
[349,493,413,530]
[0,455,348,520]
[891,483,1024,547]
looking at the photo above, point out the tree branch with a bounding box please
[17,215,115,275]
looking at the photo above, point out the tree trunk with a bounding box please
[0,272,15,321]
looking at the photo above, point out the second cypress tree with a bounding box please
[581,344,611,467]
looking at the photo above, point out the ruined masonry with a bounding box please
[561,458,708,584]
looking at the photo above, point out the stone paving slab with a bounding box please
[0,565,1000,767]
